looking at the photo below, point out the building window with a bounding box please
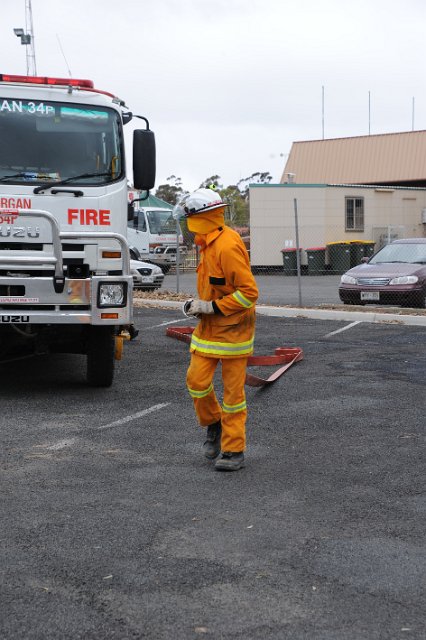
[345,196,364,231]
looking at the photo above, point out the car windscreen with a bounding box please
[146,210,175,234]
[370,242,426,264]
[0,98,123,185]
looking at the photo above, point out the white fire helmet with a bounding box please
[173,188,228,220]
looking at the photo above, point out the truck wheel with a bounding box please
[87,326,115,387]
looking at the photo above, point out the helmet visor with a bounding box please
[172,202,187,220]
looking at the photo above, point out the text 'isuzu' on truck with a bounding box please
[0,73,155,386]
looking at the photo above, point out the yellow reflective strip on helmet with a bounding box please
[190,334,254,356]
[222,400,247,413]
[232,290,253,308]
[187,382,213,399]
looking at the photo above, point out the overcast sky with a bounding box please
[2,0,426,191]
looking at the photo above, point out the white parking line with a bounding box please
[46,438,76,450]
[324,321,362,338]
[98,403,170,430]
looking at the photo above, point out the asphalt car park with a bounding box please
[1,307,426,639]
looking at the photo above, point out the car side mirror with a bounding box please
[361,256,370,263]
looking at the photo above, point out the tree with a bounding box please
[221,184,249,227]
[153,171,273,235]
[198,175,222,190]
[237,171,273,200]
[155,175,187,205]
[198,175,249,228]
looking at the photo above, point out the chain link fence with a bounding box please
[164,217,426,310]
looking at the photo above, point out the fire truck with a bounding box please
[0,73,155,386]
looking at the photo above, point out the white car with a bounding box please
[130,259,165,291]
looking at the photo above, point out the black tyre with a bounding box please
[86,326,115,387]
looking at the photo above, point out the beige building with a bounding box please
[249,183,426,268]
[249,130,426,268]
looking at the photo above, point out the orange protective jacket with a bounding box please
[190,226,259,358]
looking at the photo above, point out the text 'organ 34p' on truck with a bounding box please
[0,73,156,386]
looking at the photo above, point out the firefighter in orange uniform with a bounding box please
[173,188,258,471]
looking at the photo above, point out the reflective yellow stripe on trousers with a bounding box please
[187,382,213,399]
[190,334,254,357]
[222,399,247,413]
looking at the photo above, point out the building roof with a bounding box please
[281,130,426,186]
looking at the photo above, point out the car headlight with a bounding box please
[153,267,163,274]
[340,274,357,285]
[389,275,418,285]
[98,282,127,307]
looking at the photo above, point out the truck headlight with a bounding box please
[98,282,127,307]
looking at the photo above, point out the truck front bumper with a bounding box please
[0,275,133,324]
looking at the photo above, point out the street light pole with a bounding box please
[13,0,37,76]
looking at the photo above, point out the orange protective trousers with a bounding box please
[186,352,248,453]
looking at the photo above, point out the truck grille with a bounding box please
[0,243,43,251]
[0,285,25,296]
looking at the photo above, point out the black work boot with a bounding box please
[203,420,222,459]
[215,452,245,471]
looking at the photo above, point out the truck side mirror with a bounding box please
[133,129,156,191]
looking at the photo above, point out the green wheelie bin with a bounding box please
[281,248,301,275]
[306,246,326,275]
[350,241,365,267]
[326,241,351,274]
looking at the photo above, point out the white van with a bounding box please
[127,206,184,272]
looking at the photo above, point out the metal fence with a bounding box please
[165,216,426,310]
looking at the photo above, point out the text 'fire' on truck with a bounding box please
[0,73,155,386]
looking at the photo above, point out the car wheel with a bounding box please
[161,265,171,274]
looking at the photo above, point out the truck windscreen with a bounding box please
[146,210,175,234]
[0,99,123,185]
